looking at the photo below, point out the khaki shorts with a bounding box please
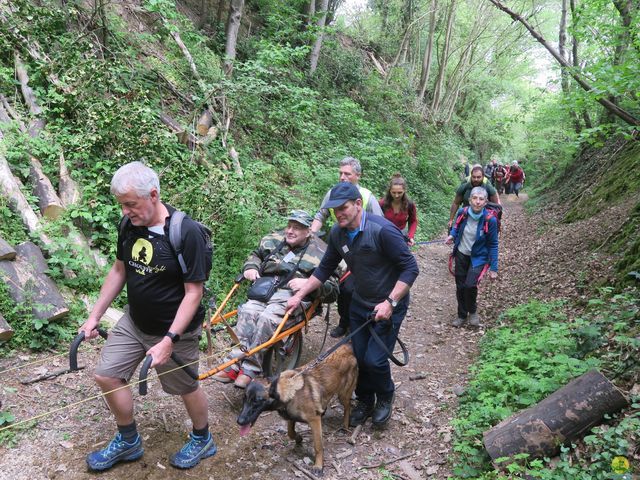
[95,307,201,395]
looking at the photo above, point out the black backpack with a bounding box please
[119,210,213,279]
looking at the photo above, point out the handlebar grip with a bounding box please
[69,328,108,371]
[138,353,198,396]
[139,355,153,396]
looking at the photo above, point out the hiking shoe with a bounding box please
[169,432,217,469]
[452,316,466,328]
[469,313,480,327]
[86,433,143,471]
[212,368,239,384]
[234,373,253,389]
[330,325,348,338]
[372,394,395,426]
[349,400,374,427]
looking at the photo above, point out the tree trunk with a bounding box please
[483,370,629,461]
[417,0,437,103]
[0,237,16,261]
[0,313,13,341]
[58,151,81,207]
[196,109,214,136]
[306,0,316,26]
[368,51,387,77]
[197,0,211,29]
[159,112,199,150]
[430,0,456,119]
[216,0,226,24]
[569,0,592,130]
[0,242,70,322]
[0,94,26,131]
[309,0,329,74]
[223,0,244,76]
[14,52,46,137]
[0,154,52,247]
[399,0,414,65]
[558,0,570,94]
[14,54,65,218]
[486,0,640,126]
[95,0,109,58]
[29,157,65,220]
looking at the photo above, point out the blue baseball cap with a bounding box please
[323,182,362,209]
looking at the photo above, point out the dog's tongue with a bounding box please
[238,424,252,437]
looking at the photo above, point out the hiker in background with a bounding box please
[79,161,216,471]
[448,164,500,229]
[311,156,383,339]
[458,155,471,181]
[379,173,418,246]
[212,210,339,388]
[507,161,526,197]
[493,162,508,194]
[446,186,499,328]
[484,157,498,185]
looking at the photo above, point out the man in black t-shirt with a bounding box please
[79,161,216,472]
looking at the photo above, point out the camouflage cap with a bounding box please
[287,210,313,227]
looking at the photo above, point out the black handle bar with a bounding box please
[69,328,109,371]
[138,352,199,395]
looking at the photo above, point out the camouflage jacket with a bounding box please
[243,231,340,302]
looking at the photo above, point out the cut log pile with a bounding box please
[0,239,70,340]
[0,56,107,271]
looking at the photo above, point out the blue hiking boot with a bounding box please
[86,433,143,471]
[169,432,217,469]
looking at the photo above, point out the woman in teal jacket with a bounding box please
[446,186,499,327]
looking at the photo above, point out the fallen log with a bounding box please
[58,151,81,207]
[483,369,629,461]
[0,237,16,261]
[159,112,198,150]
[0,153,52,246]
[29,156,65,219]
[0,313,13,341]
[14,52,46,137]
[0,241,69,322]
[14,242,48,274]
[196,109,213,136]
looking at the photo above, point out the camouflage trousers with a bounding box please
[229,288,305,376]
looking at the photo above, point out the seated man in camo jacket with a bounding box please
[213,210,339,388]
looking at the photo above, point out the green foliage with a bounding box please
[0,198,28,245]
[451,301,600,478]
[452,288,639,479]
[571,289,640,383]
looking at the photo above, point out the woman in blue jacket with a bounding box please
[446,186,499,327]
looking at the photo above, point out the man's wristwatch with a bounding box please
[165,331,180,343]
[386,297,398,308]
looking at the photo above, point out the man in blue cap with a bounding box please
[288,182,419,427]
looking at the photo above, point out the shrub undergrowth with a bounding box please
[451,290,639,479]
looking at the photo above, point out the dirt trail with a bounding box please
[0,195,554,480]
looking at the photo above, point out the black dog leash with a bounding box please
[295,311,410,377]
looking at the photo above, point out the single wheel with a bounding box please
[262,330,303,377]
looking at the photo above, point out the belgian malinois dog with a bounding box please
[237,344,358,474]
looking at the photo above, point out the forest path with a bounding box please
[0,193,576,480]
